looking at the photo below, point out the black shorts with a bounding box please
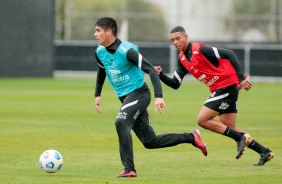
[204,85,240,114]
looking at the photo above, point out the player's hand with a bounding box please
[95,96,102,114]
[154,97,167,114]
[154,66,162,74]
[240,79,252,91]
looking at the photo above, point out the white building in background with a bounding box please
[149,0,233,41]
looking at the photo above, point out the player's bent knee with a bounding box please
[197,116,207,128]
[115,118,126,129]
[143,142,154,149]
[142,138,156,149]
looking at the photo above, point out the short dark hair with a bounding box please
[95,17,118,36]
[170,26,186,34]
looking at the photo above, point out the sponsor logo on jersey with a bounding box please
[112,75,129,83]
[108,69,120,75]
[108,70,129,83]
[190,66,198,73]
[109,59,116,66]
[198,74,207,83]
[207,76,219,86]
[197,74,219,86]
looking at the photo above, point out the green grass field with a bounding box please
[0,77,282,184]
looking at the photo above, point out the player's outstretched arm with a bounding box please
[95,96,102,114]
[154,97,167,114]
[154,66,162,74]
[240,79,252,91]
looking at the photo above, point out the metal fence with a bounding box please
[54,40,282,80]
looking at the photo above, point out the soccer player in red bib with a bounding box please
[155,26,274,166]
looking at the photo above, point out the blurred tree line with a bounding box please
[55,0,282,42]
[55,0,167,41]
[226,0,282,42]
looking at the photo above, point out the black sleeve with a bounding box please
[159,57,188,89]
[126,48,163,98]
[199,46,220,67]
[94,52,106,97]
[200,45,245,82]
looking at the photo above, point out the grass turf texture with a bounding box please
[0,77,281,184]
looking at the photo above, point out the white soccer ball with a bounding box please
[39,149,63,173]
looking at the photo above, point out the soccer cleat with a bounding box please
[117,169,137,178]
[236,133,250,159]
[191,129,208,156]
[252,149,274,166]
